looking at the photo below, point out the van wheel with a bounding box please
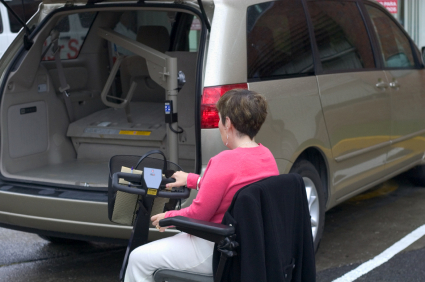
[405,164,425,186]
[290,160,325,252]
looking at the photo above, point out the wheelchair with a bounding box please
[108,150,235,282]
[108,150,315,282]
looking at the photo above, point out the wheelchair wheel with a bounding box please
[290,160,325,252]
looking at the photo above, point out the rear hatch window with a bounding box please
[6,0,41,33]
[42,12,96,60]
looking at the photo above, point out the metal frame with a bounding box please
[97,27,180,164]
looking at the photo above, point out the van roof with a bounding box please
[41,0,206,5]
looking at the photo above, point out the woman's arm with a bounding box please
[166,172,200,189]
[164,158,229,222]
[151,213,168,232]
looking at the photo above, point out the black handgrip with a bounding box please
[115,171,143,183]
[112,172,147,196]
[161,177,176,185]
[159,177,175,189]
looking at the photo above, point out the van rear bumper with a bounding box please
[0,190,178,242]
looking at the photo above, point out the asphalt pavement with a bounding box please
[316,174,425,281]
[0,174,425,281]
[0,228,125,282]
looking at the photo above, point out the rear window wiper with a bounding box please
[0,0,34,50]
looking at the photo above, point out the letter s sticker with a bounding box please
[67,39,79,59]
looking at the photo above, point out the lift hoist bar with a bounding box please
[97,27,180,164]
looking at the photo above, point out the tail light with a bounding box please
[201,83,248,128]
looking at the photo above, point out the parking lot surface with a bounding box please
[0,174,425,281]
[317,175,425,281]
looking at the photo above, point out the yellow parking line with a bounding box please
[349,180,398,202]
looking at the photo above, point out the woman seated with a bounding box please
[125,89,279,282]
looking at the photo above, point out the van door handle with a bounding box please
[376,80,389,90]
[60,36,71,40]
[389,80,400,89]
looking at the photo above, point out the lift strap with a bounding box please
[52,30,75,122]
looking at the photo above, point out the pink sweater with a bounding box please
[165,144,279,224]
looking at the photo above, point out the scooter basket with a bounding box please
[108,152,182,226]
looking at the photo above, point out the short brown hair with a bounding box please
[216,89,268,139]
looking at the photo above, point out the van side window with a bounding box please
[42,12,96,61]
[79,13,95,29]
[172,14,200,52]
[0,11,3,34]
[189,17,201,52]
[6,0,41,33]
[308,1,375,72]
[365,5,415,68]
[247,0,314,81]
[56,16,70,33]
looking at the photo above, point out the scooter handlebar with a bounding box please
[111,172,190,199]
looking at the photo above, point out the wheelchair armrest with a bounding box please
[159,216,235,243]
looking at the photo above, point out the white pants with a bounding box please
[124,232,214,282]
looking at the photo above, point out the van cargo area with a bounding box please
[0,8,201,188]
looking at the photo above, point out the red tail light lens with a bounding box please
[201,83,248,129]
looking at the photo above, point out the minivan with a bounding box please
[0,0,424,251]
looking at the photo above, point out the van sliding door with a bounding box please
[365,3,425,172]
[245,0,326,175]
[308,0,391,201]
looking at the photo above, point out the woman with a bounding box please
[125,89,279,282]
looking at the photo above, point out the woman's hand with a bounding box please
[166,171,189,189]
[151,213,168,232]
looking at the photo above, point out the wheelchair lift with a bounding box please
[97,27,182,164]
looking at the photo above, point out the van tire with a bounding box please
[406,164,425,186]
[290,160,325,252]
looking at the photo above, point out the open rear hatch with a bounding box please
[0,1,209,189]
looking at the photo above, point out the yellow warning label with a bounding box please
[119,130,151,136]
[147,189,158,196]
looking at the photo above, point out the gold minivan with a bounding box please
[0,0,424,250]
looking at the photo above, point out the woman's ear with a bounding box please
[225,116,232,130]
